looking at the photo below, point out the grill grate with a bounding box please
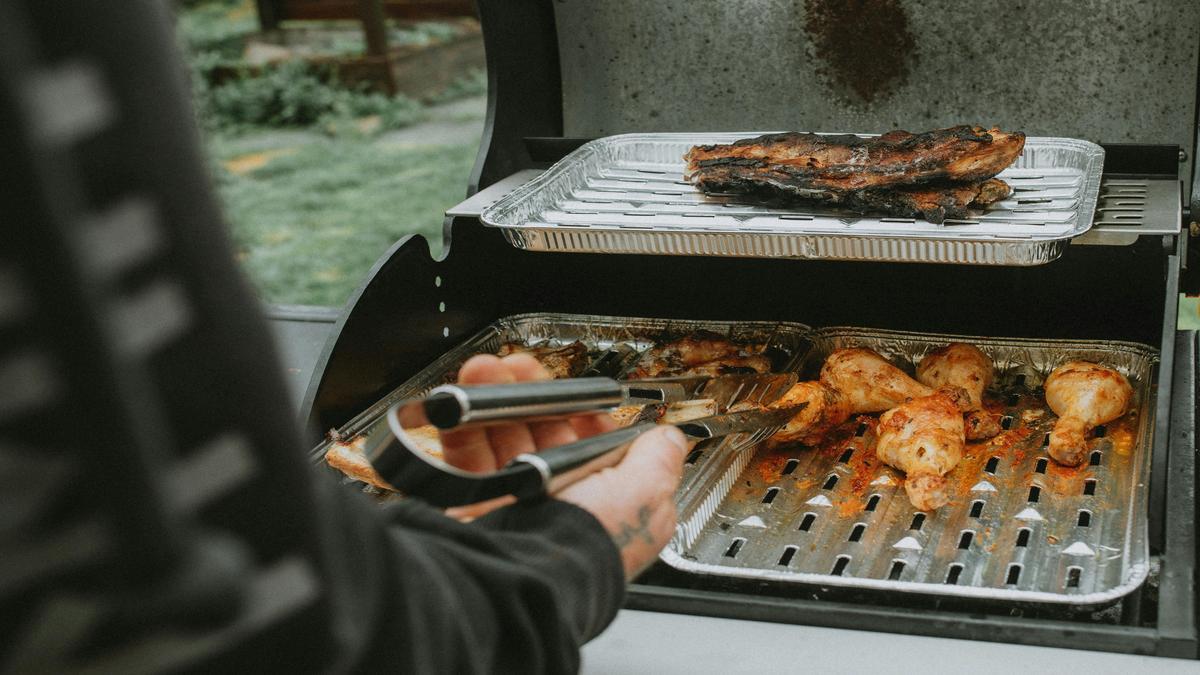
[664,328,1157,605]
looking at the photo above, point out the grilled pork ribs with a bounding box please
[684,126,1025,223]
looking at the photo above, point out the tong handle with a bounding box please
[509,421,660,493]
[424,377,624,429]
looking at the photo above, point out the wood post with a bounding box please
[357,0,397,94]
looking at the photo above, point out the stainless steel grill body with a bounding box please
[666,328,1157,605]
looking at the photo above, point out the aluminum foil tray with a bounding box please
[481,133,1105,266]
[312,313,814,462]
[663,328,1157,606]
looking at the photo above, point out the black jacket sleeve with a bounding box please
[367,497,623,673]
[313,476,625,674]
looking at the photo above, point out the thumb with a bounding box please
[615,425,689,484]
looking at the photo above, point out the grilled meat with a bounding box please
[876,386,973,511]
[766,381,851,446]
[686,126,1025,193]
[1044,361,1133,466]
[685,126,1024,223]
[842,178,1011,223]
[609,398,719,426]
[917,343,1001,440]
[495,341,588,379]
[324,426,444,492]
[820,347,932,414]
[631,331,771,378]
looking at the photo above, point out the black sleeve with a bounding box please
[350,494,625,673]
[0,1,623,672]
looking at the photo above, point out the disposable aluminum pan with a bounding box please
[663,328,1157,606]
[312,313,815,462]
[481,133,1104,266]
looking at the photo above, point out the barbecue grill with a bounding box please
[299,0,1199,659]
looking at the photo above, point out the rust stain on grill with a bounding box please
[803,0,917,104]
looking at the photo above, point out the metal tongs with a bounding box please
[362,374,802,507]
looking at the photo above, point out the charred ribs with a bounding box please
[684,126,1026,223]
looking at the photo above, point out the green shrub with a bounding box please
[194,60,424,133]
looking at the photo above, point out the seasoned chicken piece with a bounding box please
[496,341,588,379]
[820,347,932,413]
[876,387,973,511]
[609,399,719,427]
[324,425,444,492]
[1044,361,1134,466]
[916,342,1001,440]
[766,381,851,445]
[632,331,771,378]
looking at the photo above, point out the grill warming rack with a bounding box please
[482,133,1104,266]
[666,328,1157,606]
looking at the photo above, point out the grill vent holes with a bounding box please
[848,523,866,542]
[724,538,745,558]
[958,530,974,549]
[1094,425,1107,438]
[1035,458,1048,474]
[782,458,799,475]
[1067,566,1082,588]
[909,513,926,531]
[1042,433,1051,448]
[855,423,868,437]
[887,560,906,580]
[798,513,817,532]
[1090,451,1103,466]
[969,500,984,518]
[1083,479,1097,496]
[1006,564,1022,585]
[685,449,703,465]
[822,474,839,490]
[865,494,881,512]
[984,457,1000,474]
[1006,394,1020,406]
[1077,510,1092,527]
[831,555,851,576]
[778,546,798,566]
[1000,415,1014,430]
[945,563,964,585]
[762,487,780,504]
[838,448,854,463]
[1027,486,1041,503]
[1016,528,1031,547]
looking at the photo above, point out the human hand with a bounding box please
[441,353,689,579]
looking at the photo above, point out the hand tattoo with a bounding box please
[611,505,656,549]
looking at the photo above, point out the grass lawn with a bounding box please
[210,133,476,306]
[181,0,485,307]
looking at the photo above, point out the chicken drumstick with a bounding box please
[820,347,932,413]
[1044,361,1133,466]
[916,342,1001,440]
[767,381,852,446]
[876,387,973,510]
